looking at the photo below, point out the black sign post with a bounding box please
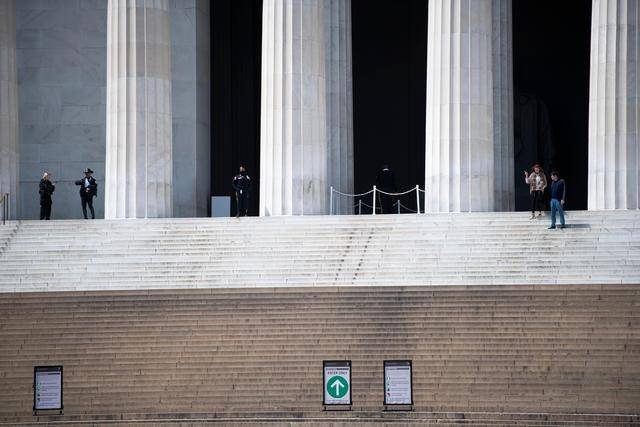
[33,366,63,415]
[383,360,413,409]
[323,360,352,409]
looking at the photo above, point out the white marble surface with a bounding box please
[492,0,514,211]
[325,0,354,215]
[588,0,640,210]
[105,0,173,218]
[260,0,354,216]
[425,0,495,212]
[0,0,19,220]
[170,0,210,218]
[16,0,106,219]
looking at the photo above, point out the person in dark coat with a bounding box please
[232,166,251,217]
[39,172,55,220]
[75,168,98,219]
[376,165,396,214]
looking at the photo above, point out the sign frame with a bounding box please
[322,360,352,407]
[33,366,63,413]
[383,360,413,407]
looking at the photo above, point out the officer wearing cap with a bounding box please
[75,168,98,219]
[232,166,251,217]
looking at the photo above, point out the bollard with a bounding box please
[416,185,420,214]
[372,186,377,215]
[329,186,334,215]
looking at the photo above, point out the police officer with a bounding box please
[38,171,55,220]
[232,166,251,217]
[74,168,98,219]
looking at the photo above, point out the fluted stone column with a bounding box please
[492,0,514,211]
[325,0,354,215]
[0,0,18,220]
[105,0,173,219]
[588,0,640,210]
[425,0,513,212]
[260,0,354,216]
[425,0,494,212]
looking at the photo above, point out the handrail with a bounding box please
[330,185,423,215]
[0,193,9,225]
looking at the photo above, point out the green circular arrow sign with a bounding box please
[326,375,349,398]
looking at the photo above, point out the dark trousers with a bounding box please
[40,203,52,220]
[530,190,544,213]
[236,193,248,217]
[81,196,95,219]
[379,194,394,214]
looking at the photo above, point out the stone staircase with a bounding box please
[0,286,639,425]
[0,210,639,293]
[0,211,639,425]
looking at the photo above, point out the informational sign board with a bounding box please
[384,360,412,405]
[34,366,63,411]
[323,360,351,406]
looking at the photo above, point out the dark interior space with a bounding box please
[212,0,262,216]
[351,0,427,213]
[512,0,591,211]
[211,0,591,215]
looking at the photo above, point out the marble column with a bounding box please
[105,0,173,219]
[260,0,354,216]
[425,0,495,212]
[0,0,18,220]
[171,0,210,218]
[588,0,640,210]
[492,0,514,211]
[325,0,354,215]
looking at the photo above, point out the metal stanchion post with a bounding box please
[329,186,334,216]
[397,201,401,214]
[416,185,420,214]
[358,199,362,215]
[372,186,377,215]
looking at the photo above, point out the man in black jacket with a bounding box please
[232,166,251,217]
[39,172,55,220]
[548,171,566,229]
[75,168,98,219]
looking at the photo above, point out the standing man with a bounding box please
[232,166,251,217]
[75,168,98,219]
[38,172,55,220]
[548,171,566,229]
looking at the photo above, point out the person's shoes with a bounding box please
[548,226,556,229]
[559,225,566,229]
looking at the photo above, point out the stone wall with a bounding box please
[16,0,210,219]
[16,0,107,219]
[171,0,211,218]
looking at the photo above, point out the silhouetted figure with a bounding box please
[39,172,55,220]
[376,165,396,214]
[75,168,98,219]
[232,166,251,217]
[514,87,555,211]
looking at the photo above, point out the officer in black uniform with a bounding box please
[232,166,251,217]
[38,172,55,220]
[74,168,98,219]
